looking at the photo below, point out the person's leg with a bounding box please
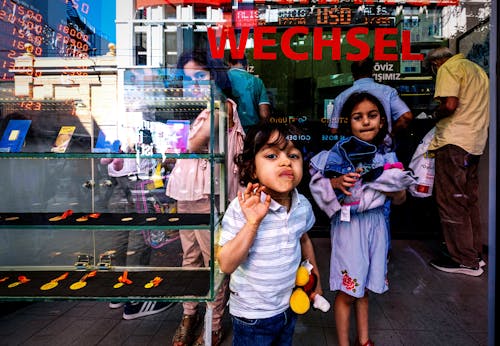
[434,145,479,267]
[125,230,152,266]
[231,309,297,346]
[173,200,208,346]
[187,198,230,345]
[122,179,173,319]
[354,293,370,345]
[173,227,202,344]
[464,153,483,258]
[177,203,203,316]
[179,199,211,316]
[273,308,298,346]
[334,291,355,346]
[126,178,152,266]
[206,275,229,330]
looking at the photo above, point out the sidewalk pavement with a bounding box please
[0,238,489,346]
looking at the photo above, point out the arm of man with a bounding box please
[434,96,459,120]
[384,189,406,205]
[388,89,413,136]
[391,110,413,136]
[258,103,270,121]
[256,77,271,121]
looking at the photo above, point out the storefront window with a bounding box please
[0,0,495,343]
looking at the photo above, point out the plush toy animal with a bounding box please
[290,259,331,314]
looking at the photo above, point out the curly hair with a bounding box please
[235,122,304,187]
[337,92,388,146]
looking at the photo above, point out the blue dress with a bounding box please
[309,137,400,298]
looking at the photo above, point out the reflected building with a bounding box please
[0,0,113,81]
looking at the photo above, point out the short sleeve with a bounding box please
[434,64,461,99]
[388,89,411,122]
[219,198,245,246]
[255,78,270,105]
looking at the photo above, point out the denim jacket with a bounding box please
[318,136,387,178]
[310,136,395,203]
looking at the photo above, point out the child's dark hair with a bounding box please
[337,92,388,145]
[236,122,304,187]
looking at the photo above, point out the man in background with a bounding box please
[227,56,270,132]
[328,57,413,148]
[426,47,489,277]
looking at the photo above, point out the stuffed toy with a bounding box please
[290,259,331,314]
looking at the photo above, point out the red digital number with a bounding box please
[66,0,90,15]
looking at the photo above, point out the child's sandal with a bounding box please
[355,338,375,346]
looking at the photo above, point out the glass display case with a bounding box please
[0,68,227,303]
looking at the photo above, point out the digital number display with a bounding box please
[56,24,90,57]
[66,0,90,14]
[0,0,44,80]
[258,6,393,27]
[20,100,42,110]
[250,0,459,6]
[0,0,95,81]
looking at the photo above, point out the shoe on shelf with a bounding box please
[192,328,223,346]
[109,301,125,309]
[429,257,484,277]
[172,313,200,346]
[122,301,175,320]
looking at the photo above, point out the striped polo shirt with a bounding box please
[220,189,315,319]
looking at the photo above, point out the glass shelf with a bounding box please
[0,68,227,301]
[0,152,225,160]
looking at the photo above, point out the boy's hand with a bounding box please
[238,183,272,226]
[329,172,360,196]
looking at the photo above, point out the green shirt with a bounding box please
[228,68,270,131]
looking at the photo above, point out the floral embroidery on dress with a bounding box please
[341,270,359,293]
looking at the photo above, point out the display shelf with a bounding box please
[0,68,227,301]
[0,269,211,301]
[0,213,210,229]
[0,152,224,160]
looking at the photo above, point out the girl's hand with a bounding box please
[329,172,360,196]
[238,183,272,226]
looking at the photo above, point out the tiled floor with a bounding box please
[0,238,489,346]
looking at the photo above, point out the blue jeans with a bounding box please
[231,308,297,346]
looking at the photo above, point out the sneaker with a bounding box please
[478,257,487,268]
[109,301,125,309]
[122,301,175,320]
[429,258,484,277]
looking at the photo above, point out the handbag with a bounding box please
[408,127,435,198]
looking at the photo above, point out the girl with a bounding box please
[218,123,323,346]
[309,92,415,346]
[166,50,243,346]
